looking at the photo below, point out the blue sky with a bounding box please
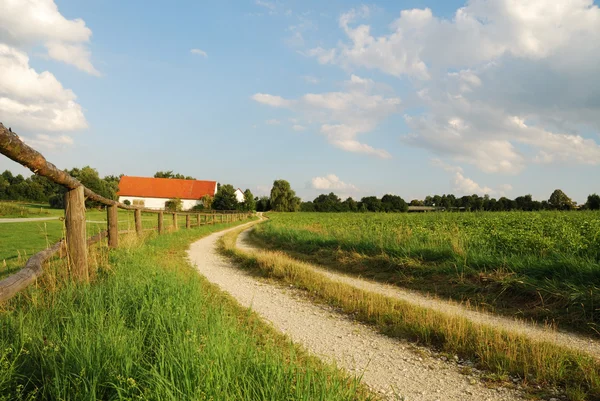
[1,0,599,203]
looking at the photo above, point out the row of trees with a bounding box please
[297,189,600,213]
[0,168,119,208]
[2,168,598,212]
[301,193,409,213]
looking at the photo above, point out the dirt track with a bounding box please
[187,222,525,401]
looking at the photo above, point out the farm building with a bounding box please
[117,176,217,210]
[234,188,245,203]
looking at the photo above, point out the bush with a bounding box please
[165,198,183,212]
[123,199,131,206]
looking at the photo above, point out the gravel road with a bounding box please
[0,217,59,223]
[237,229,600,361]
[187,223,525,401]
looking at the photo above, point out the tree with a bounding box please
[585,193,600,210]
[165,198,183,211]
[410,199,424,206]
[154,171,195,180]
[381,194,408,212]
[548,189,576,210]
[360,196,383,212]
[200,194,214,210]
[213,184,239,210]
[69,166,118,207]
[515,195,534,211]
[313,192,342,212]
[343,197,358,212]
[270,180,300,212]
[256,196,271,212]
[242,189,256,211]
[300,201,316,212]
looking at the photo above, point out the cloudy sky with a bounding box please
[1,0,599,203]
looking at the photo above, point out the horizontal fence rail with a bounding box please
[0,122,254,302]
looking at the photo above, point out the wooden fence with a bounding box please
[0,122,253,302]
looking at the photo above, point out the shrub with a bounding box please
[165,198,183,212]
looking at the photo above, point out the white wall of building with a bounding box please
[118,196,202,210]
[234,189,245,203]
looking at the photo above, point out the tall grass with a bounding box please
[0,221,368,401]
[253,212,600,335]
[221,224,600,400]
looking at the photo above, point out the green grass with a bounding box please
[252,212,600,336]
[0,202,64,218]
[0,221,368,401]
[0,209,237,279]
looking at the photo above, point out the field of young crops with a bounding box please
[253,211,600,334]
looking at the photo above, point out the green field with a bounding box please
[0,202,65,218]
[0,206,228,279]
[0,221,366,401]
[251,211,600,335]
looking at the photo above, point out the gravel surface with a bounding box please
[0,217,59,223]
[187,223,525,401]
[237,228,600,361]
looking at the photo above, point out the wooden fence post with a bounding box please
[173,213,178,230]
[134,209,142,235]
[186,214,191,229]
[158,211,164,234]
[197,214,201,227]
[64,186,88,282]
[107,205,119,248]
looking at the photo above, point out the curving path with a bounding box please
[237,229,600,361]
[187,222,524,401]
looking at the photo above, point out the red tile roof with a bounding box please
[117,176,217,200]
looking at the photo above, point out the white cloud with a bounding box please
[453,172,492,195]
[432,158,511,196]
[316,1,600,173]
[252,93,292,108]
[190,48,208,57]
[22,133,74,149]
[292,124,306,131]
[0,44,87,133]
[252,75,400,158]
[285,31,305,47]
[311,174,358,191]
[255,0,276,11]
[46,42,100,76]
[302,75,319,84]
[266,119,280,125]
[0,0,98,74]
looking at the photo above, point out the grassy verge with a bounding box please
[0,211,225,279]
[252,212,600,336]
[221,224,600,401]
[0,202,64,218]
[0,219,369,401]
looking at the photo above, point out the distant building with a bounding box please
[234,188,245,203]
[407,206,438,212]
[117,176,217,210]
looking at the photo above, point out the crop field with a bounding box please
[252,211,600,335]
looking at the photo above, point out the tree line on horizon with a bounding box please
[255,179,600,212]
[1,169,599,212]
[297,189,600,212]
